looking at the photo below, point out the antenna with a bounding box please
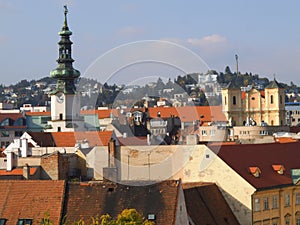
[235,54,239,75]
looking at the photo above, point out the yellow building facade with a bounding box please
[222,79,286,126]
[252,184,300,225]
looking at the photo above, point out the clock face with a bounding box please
[56,93,64,103]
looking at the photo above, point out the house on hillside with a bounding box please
[0,113,26,147]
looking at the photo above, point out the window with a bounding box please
[17,219,32,225]
[224,96,227,105]
[272,195,278,209]
[296,212,300,225]
[14,118,25,126]
[263,197,269,210]
[285,193,290,206]
[280,95,283,104]
[251,97,255,100]
[272,218,279,225]
[1,131,9,137]
[0,219,7,225]
[271,95,274,104]
[210,130,216,136]
[285,216,290,225]
[254,197,260,211]
[15,131,23,137]
[0,118,10,126]
[233,96,236,105]
[201,130,207,136]
[296,193,300,205]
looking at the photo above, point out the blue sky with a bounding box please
[1,0,300,85]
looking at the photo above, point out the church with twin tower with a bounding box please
[46,6,84,132]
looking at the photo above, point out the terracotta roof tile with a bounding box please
[51,131,113,147]
[0,180,65,225]
[0,113,24,122]
[149,106,226,122]
[25,111,51,116]
[64,180,180,225]
[0,167,37,176]
[81,109,118,119]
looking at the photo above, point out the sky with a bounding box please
[1,0,300,86]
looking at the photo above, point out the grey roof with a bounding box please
[265,79,284,89]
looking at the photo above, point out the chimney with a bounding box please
[6,150,13,171]
[23,163,30,180]
[108,138,116,167]
[20,138,28,157]
[147,134,151,145]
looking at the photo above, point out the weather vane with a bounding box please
[64,5,68,15]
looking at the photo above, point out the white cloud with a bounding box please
[187,34,227,47]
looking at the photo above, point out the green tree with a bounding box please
[100,209,154,225]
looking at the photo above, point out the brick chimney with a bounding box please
[108,138,116,167]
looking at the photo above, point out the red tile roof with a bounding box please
[64,180,180,224]
[149,106,226,122]
[25,111,51,116]
[0,167,38,176]
[0,180,65,225]
[81,109,118,119]
[183,182,240,225]
[209,142,300,189]
[51,131,113,147]
[0,113,24,122]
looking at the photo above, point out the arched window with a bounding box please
[233,96,236,105]
[295,211,300,225]
[270,95,274,104]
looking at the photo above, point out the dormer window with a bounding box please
[249,167,261,177]
[272,164,285,175]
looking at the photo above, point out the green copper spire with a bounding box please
[50,5,80,94]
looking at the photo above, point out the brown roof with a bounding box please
[118,136,148,146]
[64,180,180,224]
[0,148,5,157]
[209,142,300,189]
[27,132,55,147]
[183,182,240,225]
[51,131,113,147]
[0,180,65,225]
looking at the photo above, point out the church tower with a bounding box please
[222,82,243,126]
[264,78,285,125]
[46,6,83,132]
